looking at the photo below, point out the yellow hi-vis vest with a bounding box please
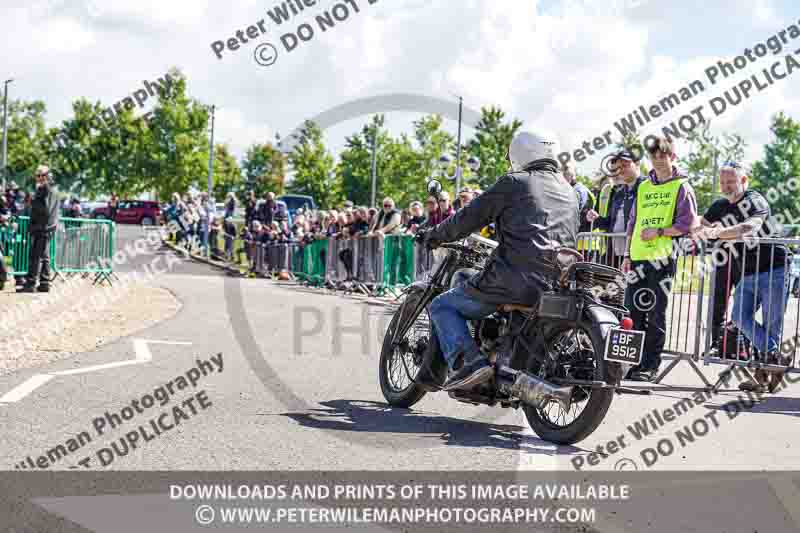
[577,188,598,251]
[629,178,686,261]
[588,183,614,253]
[598,184,612,218]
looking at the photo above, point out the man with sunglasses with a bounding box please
[369,197,402,236]
[423,130,579,391]
[21,165,60,293]
[622,137,698,382]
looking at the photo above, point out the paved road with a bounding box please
[1,224,799,473]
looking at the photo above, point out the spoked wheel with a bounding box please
[379,292,430,408]
[522,321,615,445]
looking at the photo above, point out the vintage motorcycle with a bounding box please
[378,181,645,444]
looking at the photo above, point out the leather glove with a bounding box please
[422,229,442,250]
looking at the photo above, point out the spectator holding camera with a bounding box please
[403,201,427,234]
[21,165,60,293]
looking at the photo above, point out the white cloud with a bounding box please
[0,0,797,183]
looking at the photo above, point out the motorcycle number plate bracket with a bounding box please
[603,328,644,366]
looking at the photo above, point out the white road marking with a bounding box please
[0,374,56,403]
[0,339,191,404]
[516,410,559,471]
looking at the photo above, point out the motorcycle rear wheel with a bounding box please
[522,319,615,445]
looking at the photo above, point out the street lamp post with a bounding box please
[370,128,378,208]
[454,96,463,194]
[207,104,216,199]
[1,78,13,192]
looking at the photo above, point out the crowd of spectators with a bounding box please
[163,186,485,264]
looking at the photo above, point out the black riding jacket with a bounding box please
[428,162,579,306]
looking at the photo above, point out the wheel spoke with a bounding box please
[535,328,596,429]
[385,305,429,393]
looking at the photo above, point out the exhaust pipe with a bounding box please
[497,366,573,412]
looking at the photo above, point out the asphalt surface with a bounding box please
[3,225,800,532]
[1,225,800,473]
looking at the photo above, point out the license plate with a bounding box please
[604,328,644,365]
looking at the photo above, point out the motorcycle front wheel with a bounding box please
[378,291,430,408]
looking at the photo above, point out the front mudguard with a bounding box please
[395,284,448,388]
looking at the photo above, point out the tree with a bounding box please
[678,122,746,214]
[339,115,391,207]
[241,142,285,197]
[2,99,49,190]
[751,113,800,220]
[45,67,208,200]
[44,98,152,198]
[142,68,211,200]
[286,120,340,209]
[466,106,523,188]
[211,144,243,200]
[412,114,455,187]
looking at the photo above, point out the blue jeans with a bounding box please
[429,285,498,369]
[732,267,789,353]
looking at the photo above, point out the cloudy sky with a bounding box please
[3,0,799,176]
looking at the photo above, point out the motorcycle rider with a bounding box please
[423,130,579,391]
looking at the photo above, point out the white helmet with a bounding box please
[507,130,560,172]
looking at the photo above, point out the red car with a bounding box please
[92,200,161,225]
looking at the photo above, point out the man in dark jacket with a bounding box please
[586,150,645,269]
[21,165,60,293]
[257,192,276,226]
[424,131,579,390]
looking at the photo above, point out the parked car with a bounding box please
[277,195,316,218]
[92,200,161,225]
[81,201,105,217]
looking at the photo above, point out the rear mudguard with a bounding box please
[509,304,624,383]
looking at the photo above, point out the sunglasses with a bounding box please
[36,173,48,177]
[721,161,742,169]
[383,204,392,208]
[438,199,448,203]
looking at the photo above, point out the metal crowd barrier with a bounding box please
[0,216,33,276]
[203,232,477,296]
[0,216,115,284]
[576,231,800,388]
[701,237,799,388]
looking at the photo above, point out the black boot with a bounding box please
[443,350,492,391]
